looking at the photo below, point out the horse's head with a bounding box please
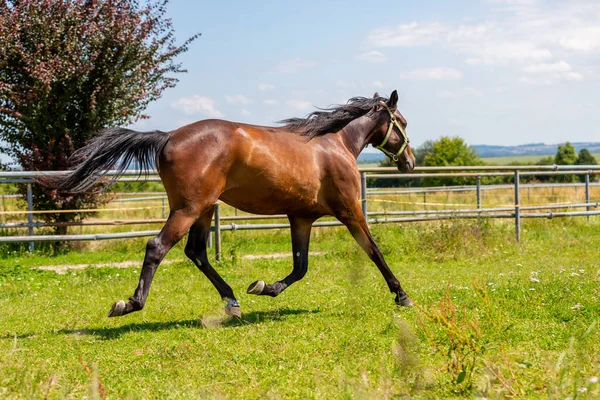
[370,90,415,173]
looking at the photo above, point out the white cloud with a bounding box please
[373,80,384,88]
[258,83,275,91]
[225,95,253,105]
[241,109,252,116]
[524,61,571,74]
[287,100,313,111]
[365,2,600,69]
[171,95,223,118]
[400,67,462,80]
[521,61,584,84]
[356,50,387,63]
[273,59,315,74]
[365,22,446,47]
[263,99,279,106]
[558,26,600,52]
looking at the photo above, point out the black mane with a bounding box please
[279,95,388,139]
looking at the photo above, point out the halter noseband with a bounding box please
[375,101,410,162]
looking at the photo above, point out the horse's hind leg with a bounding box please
[184,207,240,318]
[108,208,197,317]
[247,216,315,298]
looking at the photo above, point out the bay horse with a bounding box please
[46,90,416,318]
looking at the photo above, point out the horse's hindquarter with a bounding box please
[219,125,329,215]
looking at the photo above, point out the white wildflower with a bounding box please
[589,376,599,384]
[571,304,584,311]
[571,272,580,277]
[530,277,540,283]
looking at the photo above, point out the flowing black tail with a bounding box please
[41,128,170,192]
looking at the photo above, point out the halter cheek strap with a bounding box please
[375,101,410,162]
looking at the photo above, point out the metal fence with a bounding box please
[0,165,598,259]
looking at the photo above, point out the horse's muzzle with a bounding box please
[397,156,415,173]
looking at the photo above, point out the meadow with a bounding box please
[481,154,600,165]
[0,216,599,399]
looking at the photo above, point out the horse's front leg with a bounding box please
[247,216,315,297]
[338,207,413,307]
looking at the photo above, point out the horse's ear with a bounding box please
[387,90,398,109]
[373,92,380,98]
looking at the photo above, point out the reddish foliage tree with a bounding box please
[0,0,198,233]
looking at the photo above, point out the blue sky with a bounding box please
[131,0,600,149]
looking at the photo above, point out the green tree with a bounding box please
[0,0,199,234]
[422,136,484,186]
[536,156,555,165]
[555,142,577,165]
[575,149,597,182]
[554,142,577,182]
[575,149,597,165]
[414,140,434,166]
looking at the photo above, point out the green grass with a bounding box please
[1,218,599,398]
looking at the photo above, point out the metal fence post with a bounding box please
[26,183,34,252]
[585,172,591,221]
[476,176,481,210]
[214,203,221,261]
[360,172,368,219]
[514,171,521,242]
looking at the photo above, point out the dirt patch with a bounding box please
[34,252,326,274]
[35,259,181,274]
[242,251,324,260]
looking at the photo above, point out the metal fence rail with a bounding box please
[0,166,598,259]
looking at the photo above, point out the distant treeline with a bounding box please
[371,138,597,188]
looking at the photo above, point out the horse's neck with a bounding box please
[338,115,376,159]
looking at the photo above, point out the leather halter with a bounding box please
[375,101,410,162]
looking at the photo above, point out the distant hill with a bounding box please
[472,142,600,158]
[357,152,386,164]
[358,142,600,163]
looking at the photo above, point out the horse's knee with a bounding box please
[146,237,165,262]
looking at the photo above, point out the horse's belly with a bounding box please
[219,185,321,216]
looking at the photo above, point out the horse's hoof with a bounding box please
[396,295,414,307]
[224,298,241,319]
[247,280,265,295]
[225,304,241,319]
[108,300,127,317]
